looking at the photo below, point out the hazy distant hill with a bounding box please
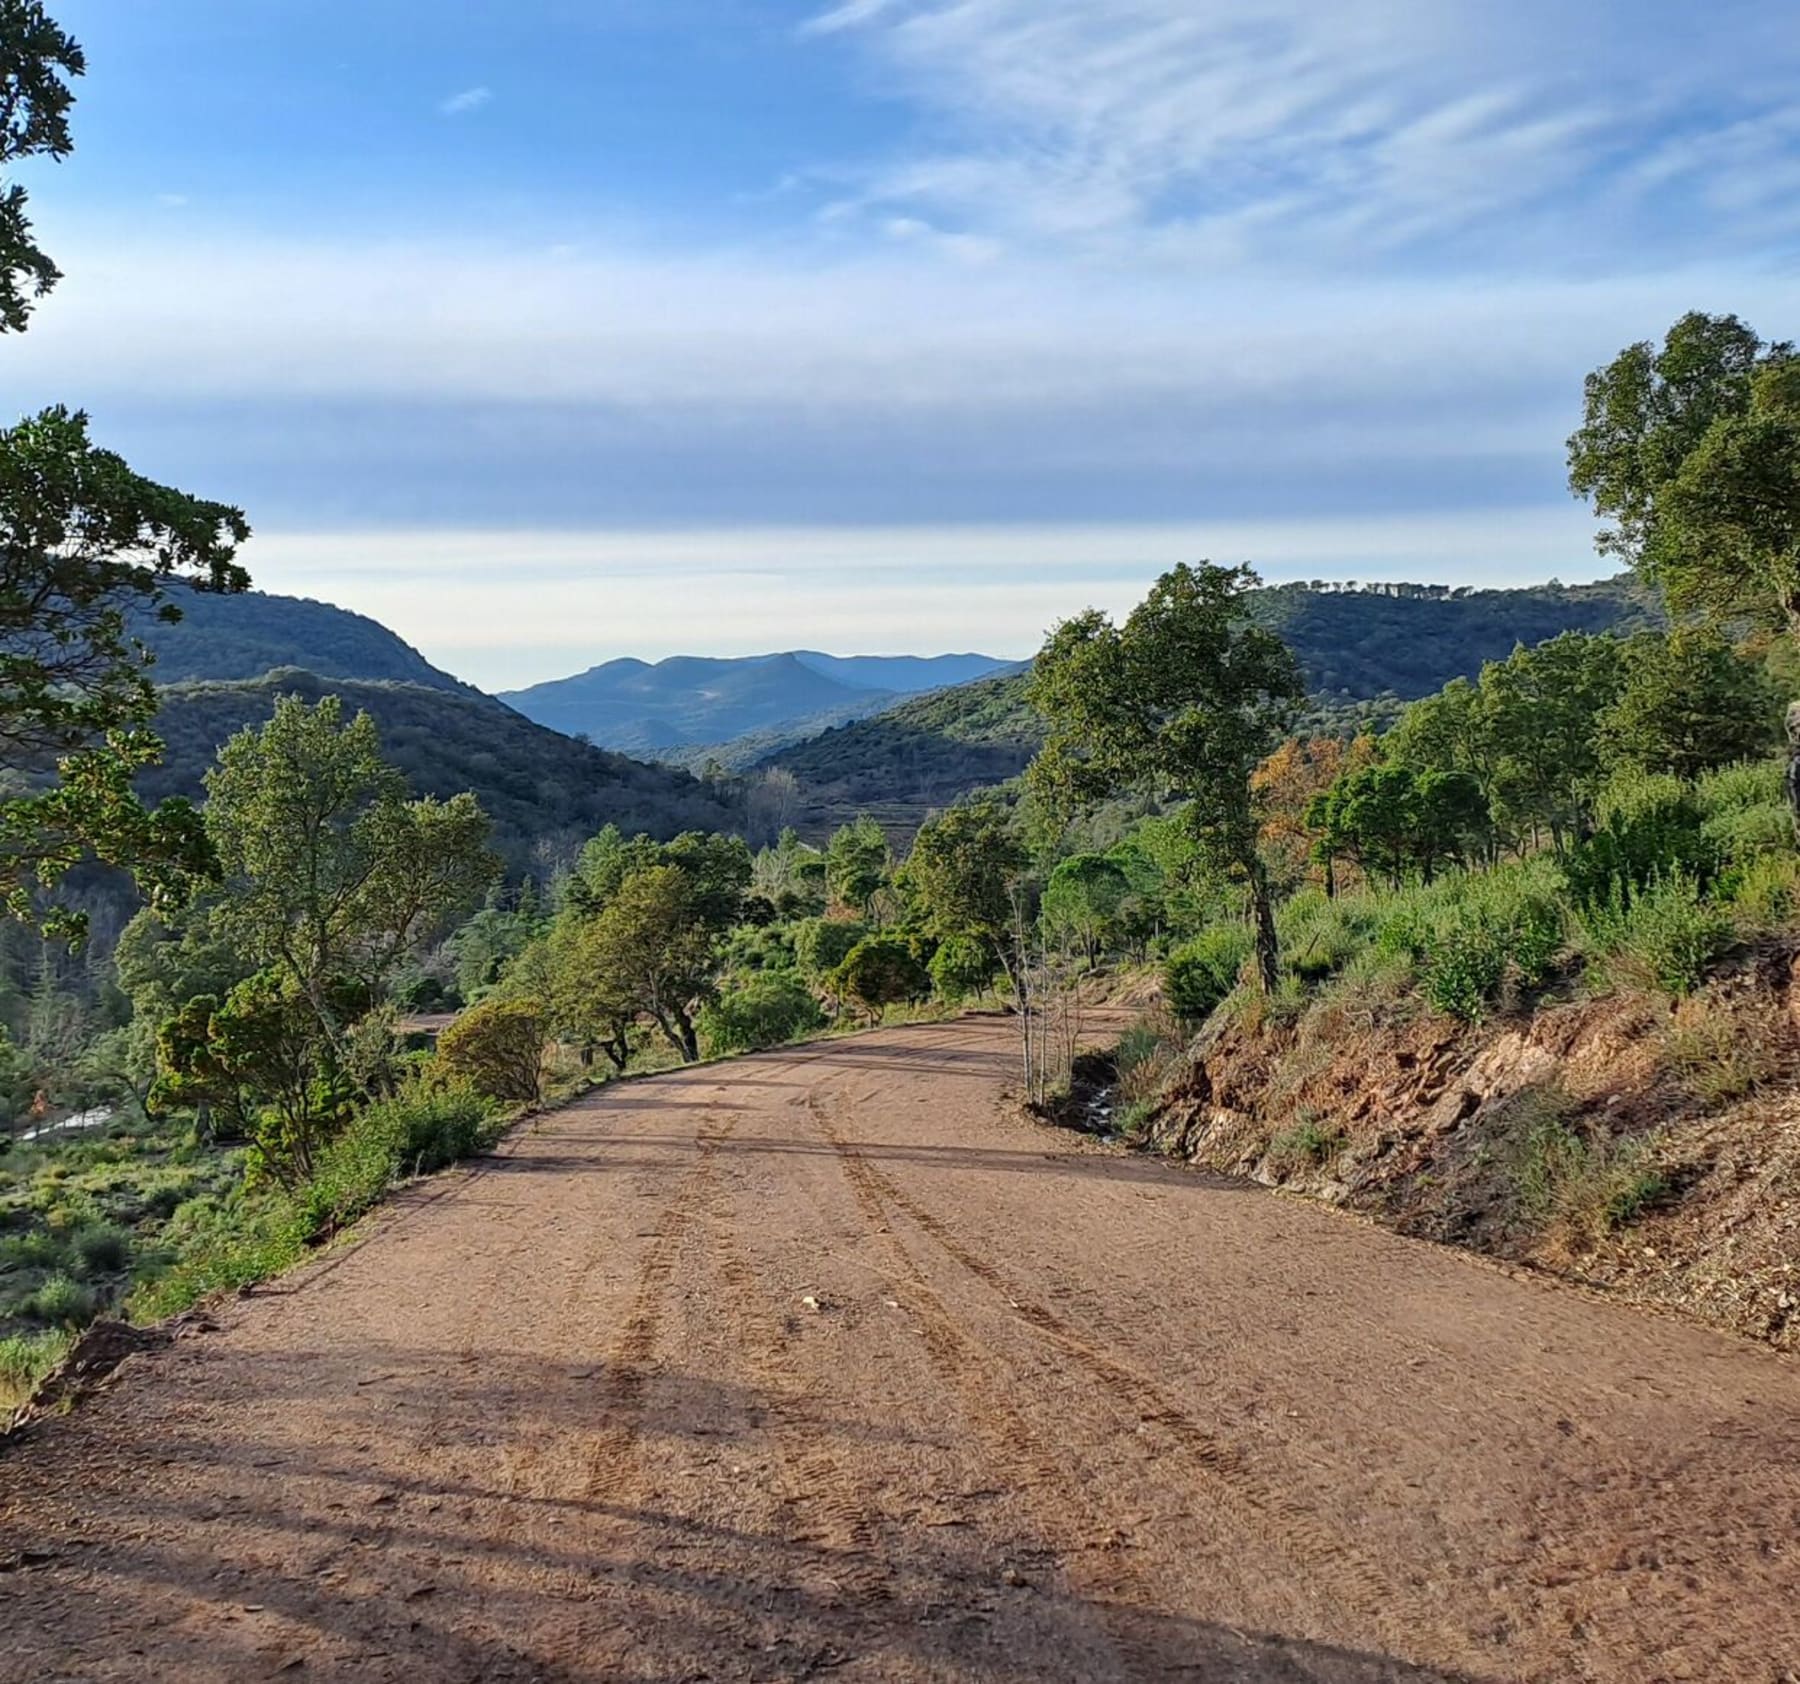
[132,584,474,694]
[768,577,1662,834]
[141,669,738,866]
[500,650,1008,756]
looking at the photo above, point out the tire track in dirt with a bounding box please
[806,1087,1416,1654]
[579,1113,740,1504]
[799,1092,1229,1678]
[693,1155,898,1616]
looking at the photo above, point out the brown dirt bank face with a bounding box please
[1149,951,1800,1352]
[2,1018,1796,1682]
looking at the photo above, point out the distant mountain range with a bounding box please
[499,651,1012,758]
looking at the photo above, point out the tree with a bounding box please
[582,864,718,1061]
[793,915,866,981]
[202,695,498,1050]
[0,0,83,333]
[1599,627,1782,780]
[0,9,250,938]
[1306,765,1490,889]
[1041,854,1130,963]
[927,932,998,1003]
[1569,311,1800,825]
[542,916,635,1072]
[1477,633,1622,851]
[902,800,1032,998]
[825,815,889,918]
[1027,563,1303,992]
[1,411,249,937]
[833,936,929,1022]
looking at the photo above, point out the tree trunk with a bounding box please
[1247,856,1280,995]
[1787,700,1800,845]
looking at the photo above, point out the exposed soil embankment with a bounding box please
[1145,946,1800,1349]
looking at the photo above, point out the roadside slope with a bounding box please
[2,1018,1794,1682]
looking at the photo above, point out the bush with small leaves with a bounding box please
[24,1273,96,1327]
[699,972,825,1056]
[1581,870,1733,997]
[435,998,546,1103]
[1164,924,1252,1022]
[71,1224,132,1277]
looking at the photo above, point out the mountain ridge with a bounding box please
[499,648,1011,757]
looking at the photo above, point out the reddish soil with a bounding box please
[2,1017,1796,1682]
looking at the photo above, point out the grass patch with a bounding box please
[1504,1086,1667,1249]
[0,1327,74,1414]
[1267,1113,1345,1174]
[1663,997,1781,1106]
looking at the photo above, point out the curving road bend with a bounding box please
[2,1016,1796,1682]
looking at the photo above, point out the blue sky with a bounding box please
[10,0,1800,686]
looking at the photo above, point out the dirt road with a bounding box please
[3,1018,1797,1682]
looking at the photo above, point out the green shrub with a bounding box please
[1581,869,1733,996]
[833,936,930,1018]
[1723,850,1800,934]
[71,1223,132,1277]
[24,1272,96,1326]
[1565,772,1714,915]
[1421,912,1509,1022]
[0,1327,73,1411]
[436,998,545,1103]
[1165,924,1251,1022]
[296,1079,495,1241]
[699,972,825,1055]
[1694,758,1784,818]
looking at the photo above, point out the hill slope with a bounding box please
[141,670,738,864]
[132,584,474,694]
[768,577,1662,832]
[501,650,1008,756]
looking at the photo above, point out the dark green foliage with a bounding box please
[793,916,866,979]
[1564,773,1715,916]
[70,1221,129,1275]
[0,0,83,333]
[825,815,889,915]
[1030,563,1303,991]
[1599,627,1782,779]
[833,936,930,1018]
[1,408,249,938]
[927,932,998,1002]
[1164,924,1251,1022]
[699,972,824,1056]
[1307,764,1490,887]
[1569,312,1797,626]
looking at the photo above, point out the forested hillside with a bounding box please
[141,670,737,864]
[769,577,1660,829]
[131,584,474,694]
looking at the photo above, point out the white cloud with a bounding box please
[799,0,1800,261]
[438,86,492,117]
